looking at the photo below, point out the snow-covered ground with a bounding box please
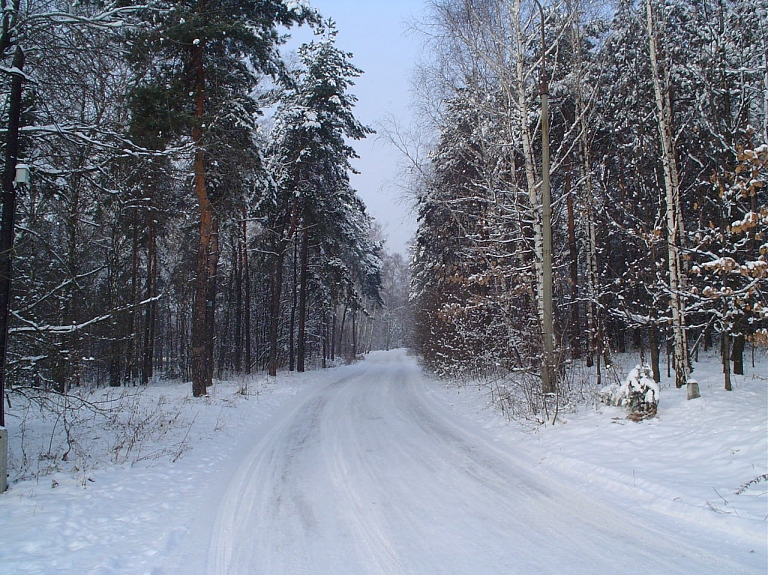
[0,349,765,574]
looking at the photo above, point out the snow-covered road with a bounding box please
[196,350,755,575]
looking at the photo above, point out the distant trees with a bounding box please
[265,20,379,374]
[409,0,766,405]
[0,2,382,397]
[369,251,411,351]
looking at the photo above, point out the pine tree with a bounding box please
[265,20,377,373]
[128,0,316,395]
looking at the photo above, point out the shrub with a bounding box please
[600,364,660,420]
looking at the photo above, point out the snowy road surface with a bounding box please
[189,350,756,575]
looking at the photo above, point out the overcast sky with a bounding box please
[286,0,424,257]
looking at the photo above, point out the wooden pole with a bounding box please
[0,46,25,427]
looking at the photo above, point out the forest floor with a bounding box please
[0,348,765,574]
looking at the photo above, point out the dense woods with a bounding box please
[0,4,766,567]
[0,0,765,421]
[0,0,396,407]
[408,0,766,408]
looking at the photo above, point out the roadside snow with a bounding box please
[429,351,768,562]
[0,350,765,574]
[0,371,322,574]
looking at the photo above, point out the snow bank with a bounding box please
[0,372,320,574]
[428,351,767,561]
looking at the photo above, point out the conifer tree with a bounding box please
[128,0,316,395]
[265,20,377,374]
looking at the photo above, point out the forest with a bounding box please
[0,0,764,426]
[406,0,766,413]
[0,1,765,568]
[0,0,414,419]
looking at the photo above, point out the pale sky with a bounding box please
[288,0,423,257]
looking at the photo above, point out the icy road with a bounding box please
[192,350,755,575]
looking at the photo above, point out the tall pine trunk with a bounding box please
[204,218,219,385]
[242,216,252,374]
[296,225,309,372]
[191,40,216,397]
[233,231,243,373]
[289,239,297,371]
[322,312,328,368]
[330,312,337,361]
[267,249,284,377]
[141,213,157,385]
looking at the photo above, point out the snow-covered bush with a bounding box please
[600,364,660,419]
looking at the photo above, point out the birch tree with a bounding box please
[644,0,693,393]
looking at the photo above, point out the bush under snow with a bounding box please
[600,364,660,419]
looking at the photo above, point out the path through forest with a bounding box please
[193,350,755,575]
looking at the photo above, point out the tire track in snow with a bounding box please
[323,355,412,575]
[205,350,757,575]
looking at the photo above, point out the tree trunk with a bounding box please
[0,46,24,426]
[141,213,157,385]
[514,0,555,395]
[649,324,661,383]
[289,239,297,371]
[296,225,309,372]
[267,248,284,377]
[539,46,556,396]
[722,332,732,391]
[566,172,581,359]
[703,324,713,351]
[366,316,375,354]
[646,0,690,390]
[583,150,600,371]
[217,242,235,377]
[242,216,252,374]
[205,218,219,385]
[322,313,328,368]
[330,312,336,361]
[128,209,139,385]
[191,39,215,397]
[338,305,347,360]
[731,333,745,376]
[234,231,243,373]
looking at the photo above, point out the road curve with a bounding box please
[205,349,750,575]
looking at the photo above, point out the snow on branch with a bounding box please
[23,4,164,30]
[14,123,192,161]
[9,295,163,335]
